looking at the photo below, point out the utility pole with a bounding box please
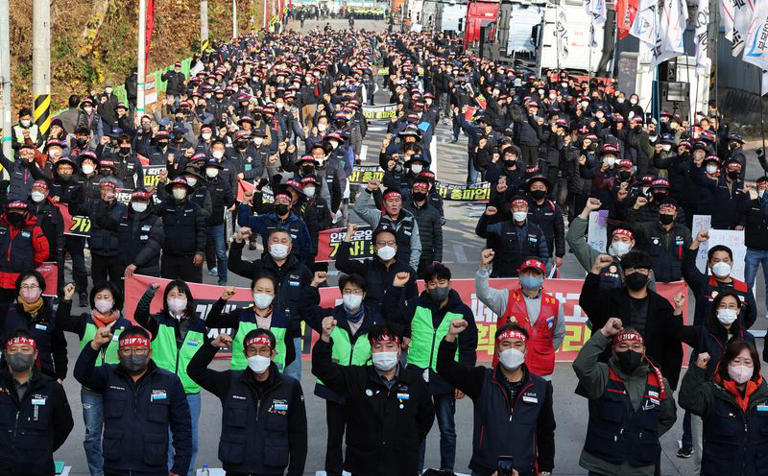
[137,0,147,122]
[32,0,51,138]
[201,0,209,51]
[233,0,238,39]
[0,0,11,159]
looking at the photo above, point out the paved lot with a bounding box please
[52,18,768,475]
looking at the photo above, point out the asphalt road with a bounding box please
[51,18,768,475]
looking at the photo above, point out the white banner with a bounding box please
[721,0,735,41]
[587,210,609,253]
[695,229,747,281]
[742,0,768,70]
[654,0,688,66]
[630,0,658,46]
[694,0,711,75]
[732,0,755,56]
[585,0,607,48]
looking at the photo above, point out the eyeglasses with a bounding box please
[118,348,149,356]
[20,285,40,291]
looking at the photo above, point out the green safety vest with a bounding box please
[151,324,205,394]
[231,321,287,372]
[79,322,124,367]
[407,307,460,371]
[317,325,372,386]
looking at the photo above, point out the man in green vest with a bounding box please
[383,262,478,474]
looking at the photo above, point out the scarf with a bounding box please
[715,370,764,412]
[92,310,119,328]
[18,297,43,317]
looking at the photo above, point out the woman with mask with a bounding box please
[573,318,678,476]
[680,340,768,476]
[57,281,132,476]
[204,273,295,372]
[0,271,67,382]
[135,279,207,476]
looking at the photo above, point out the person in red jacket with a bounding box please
[0,201,50,302]
[475,250,565,379]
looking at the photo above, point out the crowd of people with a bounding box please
[0,18,767,476]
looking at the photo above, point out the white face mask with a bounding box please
[596,112,605,119]
[131,201,148,213]
[580,101,589,109]
[411,164,423,174]
[269,243,289,260]
[630,98,638,105]
[498,348,525,371]
[20,119,31,127]
[276,102,284,109]
[317,124,328,132]
[253,292,274,309]
[711,261,731,278]
[167,297,187,314]
[205,168,219,178]
[608,240,632,258]
[48,149,60,158]
[247,355,271,374]
[728,363,753,384]
[83,107,93,115]
[254,138,264,146]
[604,157,616,167]
[185,176,197,187]
[706,164,718,175]
[513,211,528,223]
[30,192,46,203]
[617,97,625,104]
[105,87,113,94]
[81,164,95,175]
[377,245,396,261]
[303,186,315,198]
[371,351,398,371]
[94,299,113,314]
[662,144,672,152]
[172,188,187,200]
[549,94,556,100]
[760,189,766,198]
[717,308,738,326]
[212,150,225,159]
[201,132,212,140]
[343,293,363,311]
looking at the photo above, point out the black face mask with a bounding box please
[119,147,131,155]
[504,159,517,168]
[253,114,263,121]
[158,141,169,148]
[659,213,674,225]
[618,171,632,181]
[616,349,643,374]
[6,213,24,227]
[119,354,149,375]
[6,353,34,373]
[275,204,290,216]
[625,272,648,291]
[652,192,668,203]
[58,173,72,181]
[728,170,740,180]
[301,165,315,176]
[412,192,427,202]
[530,189,547,200]
[236,141,248,149]
[76,138,88,147]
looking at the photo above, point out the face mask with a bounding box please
[343,293,363,310]
[520,275,544,290]
[618,171,632,181]
[411,164,423,174]
[269,243,289,260]
[630,98,638,105]
[94,298,113,313]
[617,97,625,104]
[48,149,59,159]
[275,204,290,216]
[372,351,399,372]
[254,138,264,146]
[530,190,546,201]
[728,363,753,384]
[504,159,517,168]
[212,150,225,159]
[253,293,274,310]
[616,349,643,373]
[711,261,731,278]
[706,164,718,175]
[580,101,589,109]
[120,354,149,374]
[83,107,93,115]
[728,170,740,180]
[247,355,271,374]
[428,286,450,302]
[659,213,674,225]
[158,141,169,148]
[172,188,187,200]
[596,112,605,119]
[608,241,631,258]
[377,245,396,261]
[201,132,212,140]
[625,272,648,291]
[300,165,315,176]
[513,211,528,222]
[717,308,738,326]
[185,176,198,187]
[6,353,34,373]
[760,189,766,198]
[498,348,525,371]
[82,164,95,175]
[76,138,88,147]
[167,297,187,314]
[20,119,31,127]
[304,186,316,198]
[317,124,328,132]
[30,192,46,203]
[105,87,113,94]
[604,157,616,167]
[131,201,148,213]
[549,94,556,100]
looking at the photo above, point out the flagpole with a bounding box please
[713,0,719,114]
[760,69,765,156]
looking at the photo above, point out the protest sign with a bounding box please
[315,226,373,262]
[587,210,608,253]
[361,104,398,120]
[695,228,746,281]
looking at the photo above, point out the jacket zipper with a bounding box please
[427,327,438,372]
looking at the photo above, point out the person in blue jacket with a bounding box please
[74,325,192,476]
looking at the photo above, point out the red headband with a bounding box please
[118,336,150,350]
[245,335,273,349]
[369,332,401,345]
[511,198,527,207]
[274,193,292,203]
[100,182,117,190]
[32,180,48,191]
[412,182,429,191]
[612,228,634,240]
[496,329,527,344]
[5,337,36,349]
[613,330,644,346]
[383,190,402,201]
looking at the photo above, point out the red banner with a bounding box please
[54,203,91,237]
[145,0,156,69]
[124,275,689,363]
[614,0,638,40]
[38,262,58,297]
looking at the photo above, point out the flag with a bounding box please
[694,0,711,75]
[555,4,570,60]
[742,0,768,71]
[145,0,156,69]
[721,0,735,42]
[585,0,607,48]
[630,0,658,46]
[732,0,755,56]
[653,0,688,66]
[615,0,639,40]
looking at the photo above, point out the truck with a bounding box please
[463,0,499,50]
